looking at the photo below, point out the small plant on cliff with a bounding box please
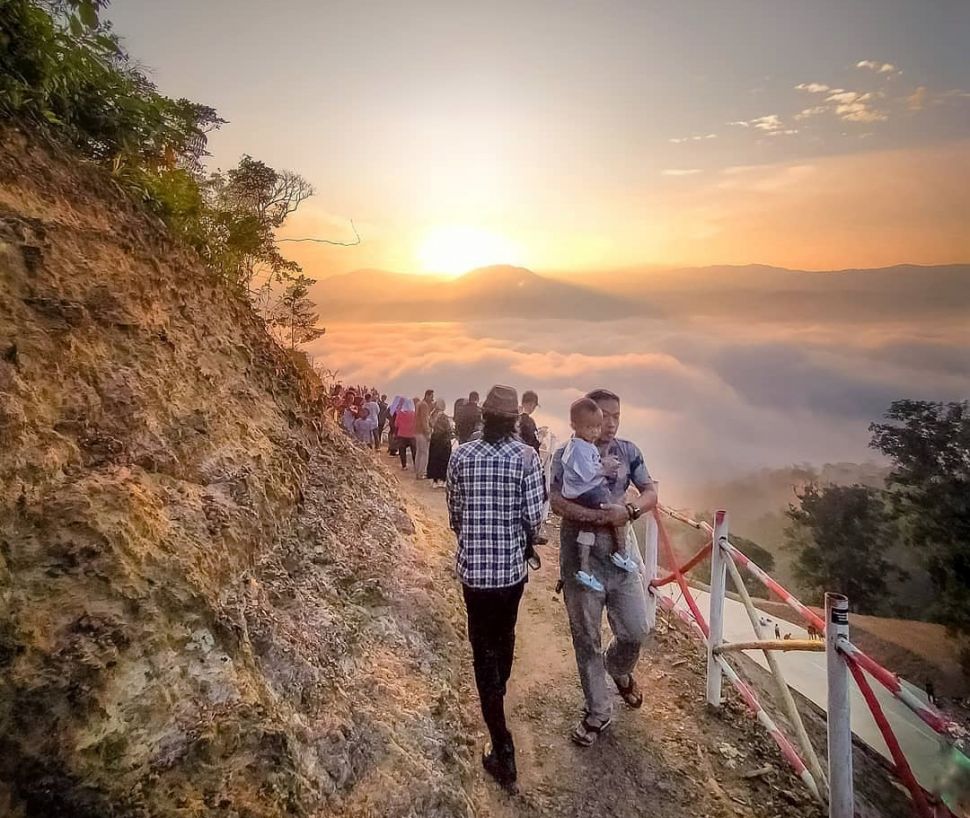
[268,274,326,351]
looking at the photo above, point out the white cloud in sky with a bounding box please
[789,88,890,124]
[730,114,789,132]
[661,168,703,176]
[752,114,783,131]
[669,133,718,144]
[856,60,899,75]
[795,105,828,120]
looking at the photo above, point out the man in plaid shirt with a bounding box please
[447,384,545,791]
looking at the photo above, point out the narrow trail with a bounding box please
[388,463,825,818]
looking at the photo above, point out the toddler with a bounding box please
[561,397,638,592]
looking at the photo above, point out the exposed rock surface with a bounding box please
[0,128,473,817]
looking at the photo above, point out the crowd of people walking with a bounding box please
[332,382,547,487]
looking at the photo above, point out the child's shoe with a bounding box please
[610,551,639,573]
[576,570,604,592]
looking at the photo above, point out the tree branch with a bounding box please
[277,220,361,246]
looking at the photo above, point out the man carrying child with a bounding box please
[550,388,658,747]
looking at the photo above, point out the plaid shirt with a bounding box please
[446,437,545,588]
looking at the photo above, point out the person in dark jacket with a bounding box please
[375,393,389,451]
[518,390,541,453]
[427,398,453,487]
[517,390,548,544]
[456,391,483,444]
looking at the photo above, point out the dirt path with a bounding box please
[388,463,825,818]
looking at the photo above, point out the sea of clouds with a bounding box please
[307,311,968,503]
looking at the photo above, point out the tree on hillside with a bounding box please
[269,274,326,350]
[870,401,970,656]
[785,483,905,613]
[206,155,313,291]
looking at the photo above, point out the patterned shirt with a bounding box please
[551,437,652,503]
[446,437,546,588]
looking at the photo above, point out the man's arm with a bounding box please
[550,485,629,526]
[627,443,658,516]
[521,450,545,536]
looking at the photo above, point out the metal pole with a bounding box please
[826,593,853,818]
[706,510,728,707]
[643,513,658,631]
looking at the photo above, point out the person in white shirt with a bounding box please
[363,393,381,449]
[561,397,637,592]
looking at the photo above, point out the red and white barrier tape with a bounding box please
[657,500,962,818]
[657,591,821,800]
[725,540,962,741]
[845,655,940,818]
[653,512,822,800]
[659,505,963,742]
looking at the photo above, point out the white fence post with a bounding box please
[826,592,854,818]
[643,514,658,631]
[706,510,728,707]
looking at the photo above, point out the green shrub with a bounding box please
[1,0,318,302]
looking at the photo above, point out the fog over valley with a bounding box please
[307,263,970,506]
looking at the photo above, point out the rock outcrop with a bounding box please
[0,128,472,817]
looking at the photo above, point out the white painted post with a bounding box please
[826,592,854,818]
[706,510,728,707]
[643,514,658,631]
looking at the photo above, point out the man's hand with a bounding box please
[600,503,630,526]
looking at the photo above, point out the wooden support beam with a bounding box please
[715,639,825,654]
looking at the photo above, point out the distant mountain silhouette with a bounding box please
[314,263,970,323]
[314,265,648,322]
[555,263,970,322]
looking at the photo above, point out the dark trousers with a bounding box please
[462,580,525,752]
[398,437,416,468]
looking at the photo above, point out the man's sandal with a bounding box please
[613,674,644,708]
[570,715,613,747]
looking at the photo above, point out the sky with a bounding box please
[108,2,970,508]
[111,0,970,277]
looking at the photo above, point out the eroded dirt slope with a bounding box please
[0,129,473,818]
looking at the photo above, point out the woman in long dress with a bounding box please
[426,398,453,487]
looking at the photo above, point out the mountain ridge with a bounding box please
[313,262,970,323]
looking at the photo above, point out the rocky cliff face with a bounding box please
[0,129,472,817]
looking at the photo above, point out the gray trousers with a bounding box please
[414,434,430,477]
[560,522,649,722]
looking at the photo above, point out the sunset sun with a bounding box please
[417,225,524,276]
